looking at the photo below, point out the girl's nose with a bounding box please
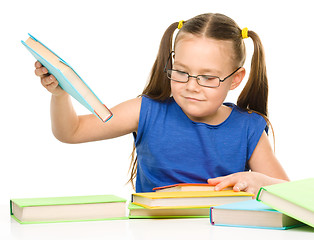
[185,76,201,92]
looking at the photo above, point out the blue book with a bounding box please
[210,200,303,230]
[22,34,112,122]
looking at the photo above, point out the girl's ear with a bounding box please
[230,67,245,90]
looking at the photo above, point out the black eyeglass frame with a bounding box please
[164,51,241,88]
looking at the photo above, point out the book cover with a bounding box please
[153,183,232,192]
[256,178,314,228]
[11,195,127,224]
[22,33,112,122]
[128,203,209,219]
[210,200,303,229]
[132,190,253,209]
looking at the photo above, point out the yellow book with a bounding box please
[132,190,253,209]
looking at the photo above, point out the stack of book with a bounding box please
[129,183,254,219]
[210,178,314,230]
[10,178,313,228]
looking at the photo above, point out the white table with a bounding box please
[2,205,314,240]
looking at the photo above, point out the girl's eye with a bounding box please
[199,76,218,81]
[176,71,188,76]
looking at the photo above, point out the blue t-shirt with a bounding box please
[134,96,267,192]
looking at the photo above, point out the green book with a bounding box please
[128,203,209,219]
[257,178,314,228]
[11,195,127,224]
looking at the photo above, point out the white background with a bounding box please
[1,0,313,205]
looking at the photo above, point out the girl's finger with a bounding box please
[233,181,248,192]
[46,81,59,91]
[207,176,228,185]
[35,61,42,68]
[35,67,48,76]
[214,177,236,191]
[41,75,55,86]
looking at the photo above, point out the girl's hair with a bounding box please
[128,13,269,189]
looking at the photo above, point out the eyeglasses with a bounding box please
[164,51,241,88]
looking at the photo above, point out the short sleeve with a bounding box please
[247,113,267,160]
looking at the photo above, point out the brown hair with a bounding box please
[128,13,269,189]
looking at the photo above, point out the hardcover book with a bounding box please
[22,34,112,122]
[153,183,232,192]
[132,190,253,209]
[257,178,314,228]
[128,203,209,219]
[210,200,303,229]
[11,195,127,224]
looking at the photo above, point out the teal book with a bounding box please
[210,200,303,230]
[11,195,127,224]
[257,178,314,228]
[128,202,209,219]
[22,34,112,122]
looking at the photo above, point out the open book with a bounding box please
[22,34,112,122]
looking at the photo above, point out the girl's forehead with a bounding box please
[174,34,234,72]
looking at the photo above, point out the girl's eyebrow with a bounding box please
[173,61,221,76]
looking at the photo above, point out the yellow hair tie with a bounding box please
[242,27,249,39]
[178,20,184,29]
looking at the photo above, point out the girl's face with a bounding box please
[171,34,245,124]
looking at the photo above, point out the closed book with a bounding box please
[128,203,209,219]
[132,190,253,209]
[256,178,314,228]
[153,183,232,192]
[22,34,112,122]
[210,200,303,229]
[11,195,127,224]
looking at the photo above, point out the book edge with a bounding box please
[11,195,127,207]
[11,214,128,224]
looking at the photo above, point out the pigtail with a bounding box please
[141,22,179,100]
[237,31,275,148]
[237,30,268,117]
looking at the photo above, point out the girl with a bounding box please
[34,13,289,196]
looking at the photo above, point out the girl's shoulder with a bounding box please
[225,102,265,119]
[140,95,175,111]
[224,102,267,130]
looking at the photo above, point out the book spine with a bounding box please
[10,200,13,215]
[256,187,265,201]
[209,207,214,225]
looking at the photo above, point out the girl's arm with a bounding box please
[207,132,289,197]
[35,61,141,143]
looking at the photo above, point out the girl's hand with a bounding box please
[34,61,65,96]
[207,172,287,198]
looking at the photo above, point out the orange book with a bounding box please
[153,183,232,192]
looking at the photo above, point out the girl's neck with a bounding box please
[184,104,232,125]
